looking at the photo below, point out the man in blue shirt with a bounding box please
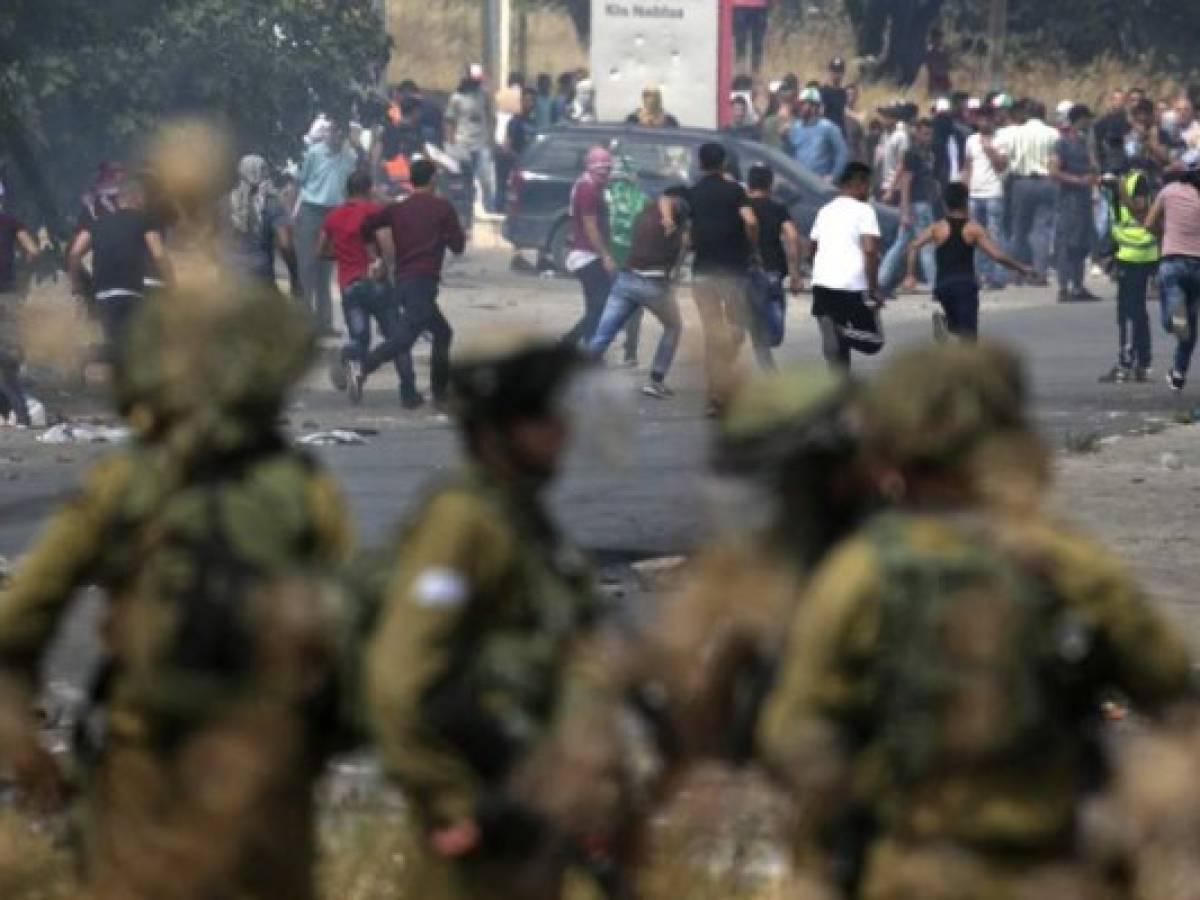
[787,87,849,181]
[295,118,359,332]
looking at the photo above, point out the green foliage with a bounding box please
[0,0,390,231]
[945,0,1200,71]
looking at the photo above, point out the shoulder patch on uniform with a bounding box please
[411,568,468,609]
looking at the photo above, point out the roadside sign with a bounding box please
[591,0,732,129]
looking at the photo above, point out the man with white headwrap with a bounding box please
[226,155,292,287]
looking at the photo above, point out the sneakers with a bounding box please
[1167,370,1186,393]
[641,380,675,400]
[1135,367,1153,383]
[931,310,950,344]
[400,391,426,411]
[346,359,364,405]
[1098,365,1130,384]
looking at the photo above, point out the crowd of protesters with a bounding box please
[6,54,1200,430]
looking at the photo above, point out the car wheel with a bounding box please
[547,218,571,276]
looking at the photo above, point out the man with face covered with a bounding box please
[367,335,612,900]
[563,147,619,351]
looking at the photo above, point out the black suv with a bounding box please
[503,124,899,272]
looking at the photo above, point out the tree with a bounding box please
[845,0,945,85]
[0,0,390,234]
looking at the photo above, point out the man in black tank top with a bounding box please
[908,182,1032,340]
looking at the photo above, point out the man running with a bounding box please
[907,182,1032,340]
[808,162,881,369]
[587,186,689,399]
[317,170,399,404]
[68,175,171,362]
[745,164,804,370]
[363,158,465,410]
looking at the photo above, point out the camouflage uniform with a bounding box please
[0,284,352,900]
[758,343,1193,899]
[653,366,865,762]
[366,337,608,900]
[638,368,866,899]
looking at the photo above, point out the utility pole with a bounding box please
[986,0,1008,90]
[482,0,512,85]
[517,0,530,81]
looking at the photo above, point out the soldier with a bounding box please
[0,282,353,900]
[637,366,871,899]
[758,342,1193,900]
[366,334,615,900]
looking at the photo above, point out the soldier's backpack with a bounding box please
[868,514,1062,785]
[99,448,340,732]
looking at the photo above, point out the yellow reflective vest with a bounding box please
[1112,171,1160,264]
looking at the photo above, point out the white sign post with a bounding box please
[591,0,721,129]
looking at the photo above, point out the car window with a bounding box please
[615,138,695,184]
[526,134,603,177]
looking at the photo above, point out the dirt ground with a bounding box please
[1055,425,1200,643]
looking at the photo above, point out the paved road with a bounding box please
[1,283,1190,564]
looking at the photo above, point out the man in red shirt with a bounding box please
[318,170,397,404]
[363,158,466,409]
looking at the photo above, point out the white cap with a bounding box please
[933,97,953,113]
[967,97,982,111]
[1057,99,1074,115]
[468,63,485,81]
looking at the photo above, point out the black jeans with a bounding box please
[564,259,612,349]
[341,279,404,378]
[733,8,769,72]
[96,294,142,364]
[934,278,980,339]
[1116,261,1153,370]
[394,275,453,402]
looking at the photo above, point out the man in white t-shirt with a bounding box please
[963,107,1010,289]
[809,161,882,369]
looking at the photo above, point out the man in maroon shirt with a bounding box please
[364,158,466,409]
[317,170,398,404]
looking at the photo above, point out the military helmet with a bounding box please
[862,342,1029,471]
[115,280,316,445]
[449,333,585,425]
[715,365,857,475]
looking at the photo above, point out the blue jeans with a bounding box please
[466,147,496,213]
[970,197,1006,286]
[341,279,403,378]
[295,202,336,329]
[1010,176,1056,277]
[1116,261,1153,370]
[588,272,682,382]
[747,270,787,370]
[881,202,936,292]
[1160,255,1200,376]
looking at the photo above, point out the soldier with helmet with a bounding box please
[366,334,615,900]
[758,342,1193,899]
[636,365,872,898]
[0,282,353,900]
